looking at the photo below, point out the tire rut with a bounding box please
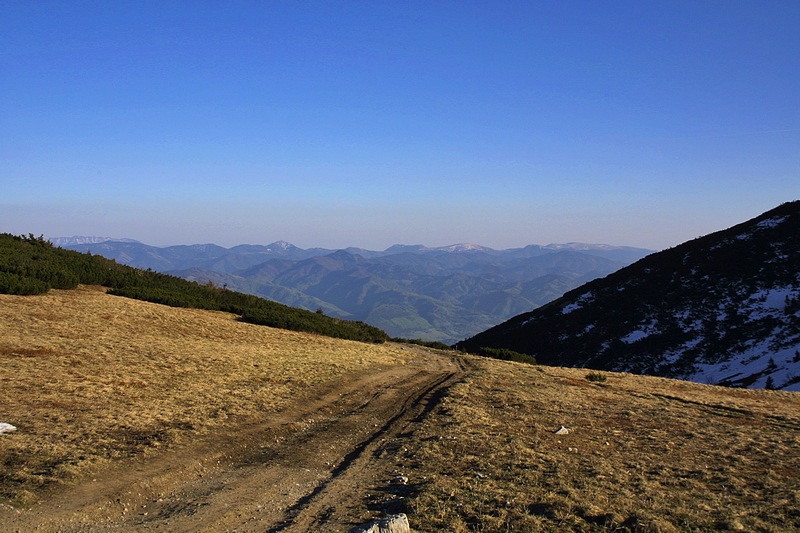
[3,351,468,533]
[272,369,462,532]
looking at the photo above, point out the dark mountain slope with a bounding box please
[457,201,800,390]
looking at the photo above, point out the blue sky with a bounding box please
[2,1,798,250]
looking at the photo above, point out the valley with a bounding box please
[58,239,651,344]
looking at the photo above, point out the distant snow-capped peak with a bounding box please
[49,236,140,246]
[267,240,296,251]
[543,242,618,251]
[436,243,493,253]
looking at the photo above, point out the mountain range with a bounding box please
[458,201,800,391]
[54,238,651,343]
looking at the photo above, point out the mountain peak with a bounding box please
[436,243,494,253]
[266,240,296,251]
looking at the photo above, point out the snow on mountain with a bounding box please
[434,243,494,253]
[458,201,800,390]
[49,236,140,246]
[266,240,295,251]
[543,242,618,251]
[651,284,800,390]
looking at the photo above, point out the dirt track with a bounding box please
[3,347,467,532]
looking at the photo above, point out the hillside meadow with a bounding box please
[1,286,799,531]
[407,360,800,531]
[0,286,414,506]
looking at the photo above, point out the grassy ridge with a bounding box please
[0,234,387,343]
[408,358,800,531]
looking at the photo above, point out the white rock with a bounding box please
[554,426,572,435]
[0,423,17,435]
[350,513,410,533]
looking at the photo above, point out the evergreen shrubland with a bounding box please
[0,233,388,343]
[476,346,536,365]
[391,338,454,351]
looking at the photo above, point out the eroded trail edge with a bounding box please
[4,348,468,532]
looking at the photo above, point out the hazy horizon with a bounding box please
[5,198,797,252]
[2,2,798,252]
[47,233,661,252]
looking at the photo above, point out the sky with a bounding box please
[1,1,798,251]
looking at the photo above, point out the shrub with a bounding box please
[586,372,608,383]
[477,347,537,365]
[0,232,391,344]
[0,271,50,295]
[392,338,454,351]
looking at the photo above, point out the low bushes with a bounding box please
[475,346,537,365]
[0,233,389,343]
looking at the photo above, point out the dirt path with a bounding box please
[2,347,467,532]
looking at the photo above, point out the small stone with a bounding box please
[554,426,572,435]
[350,513,411,533]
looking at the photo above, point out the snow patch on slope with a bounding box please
[561,292,593,315]
[687,342,800,391]
[613,284,800,389]
[621,321,659,344]
[756,216,787,229]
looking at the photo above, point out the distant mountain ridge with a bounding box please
[458,201,800,390]
[53,237,652,343]
[49,236,141,246]
[0,233,387,343]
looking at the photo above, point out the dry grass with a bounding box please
[0,286,413,505]
[3,286,800,531]
[404,359,800,532]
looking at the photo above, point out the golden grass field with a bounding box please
[407,360,800,531]
[0,286,414,506]
[2,286,800,531]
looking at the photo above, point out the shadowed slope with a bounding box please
[459,201,800,390]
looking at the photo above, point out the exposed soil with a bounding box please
[2,347,466,532]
